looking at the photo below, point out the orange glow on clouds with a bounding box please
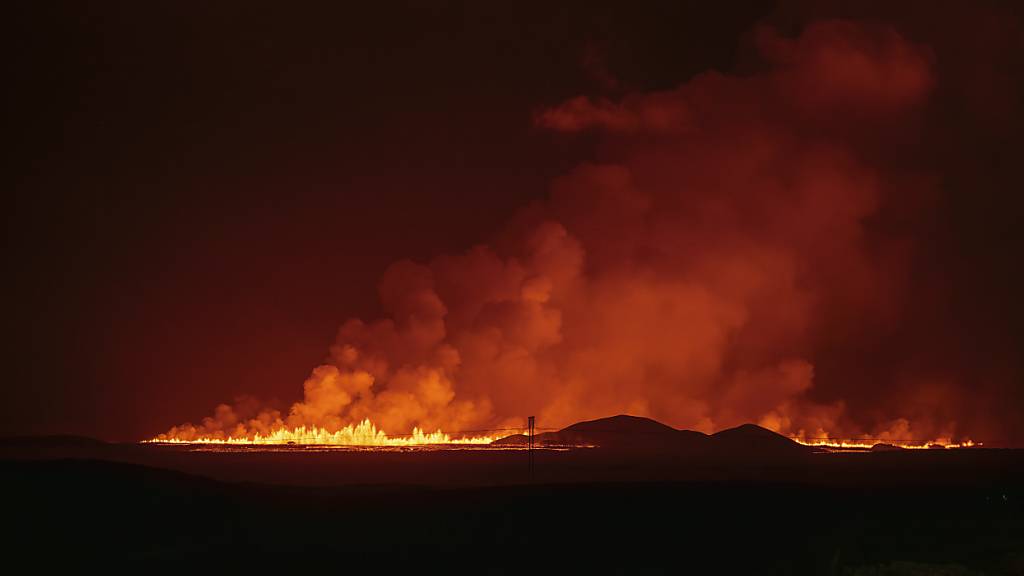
[151,21,986,448]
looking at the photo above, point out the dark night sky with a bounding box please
[7,1,1023,442]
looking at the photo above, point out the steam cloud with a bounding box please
[162,21,985,444]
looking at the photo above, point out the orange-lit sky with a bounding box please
[8,1,1023,445]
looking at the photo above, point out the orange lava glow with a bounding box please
[145,418,499,446]
[789,437,979,451]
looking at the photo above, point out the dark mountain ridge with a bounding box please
[493,414,809,458]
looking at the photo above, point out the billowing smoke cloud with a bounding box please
[163,20,986,444]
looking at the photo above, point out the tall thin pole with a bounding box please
[528,415,535,480]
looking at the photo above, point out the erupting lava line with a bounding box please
[144,418,499,446]
[145,417,981,451]
[790,437,979,450]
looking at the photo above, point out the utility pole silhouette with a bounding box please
[528,415,535,481]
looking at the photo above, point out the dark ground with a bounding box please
[3,436,1023,574]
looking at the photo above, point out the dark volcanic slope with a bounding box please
[0,434,107,448]
[0,434,111,460]
[494,414,807,457]
[557,414,689,448]
[710,423,810,459]
[495,414,688,447]
[4,458,1022,572]
[563,414,679,435]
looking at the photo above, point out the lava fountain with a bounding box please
[146,419,501,446]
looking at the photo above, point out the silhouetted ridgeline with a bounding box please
[2,416,1023,571]
[1,416,1020,488]
[495,415,814,460]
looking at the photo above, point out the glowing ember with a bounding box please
[145,418,498,446]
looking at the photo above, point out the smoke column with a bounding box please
[161,20,997,445]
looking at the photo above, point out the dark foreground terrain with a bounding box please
[3,420,1023,574]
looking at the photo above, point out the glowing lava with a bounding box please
[145,418,498,446]
[789,436,979,451]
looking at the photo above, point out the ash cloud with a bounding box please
[163,20,1006,444]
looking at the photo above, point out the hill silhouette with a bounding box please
[563,414,679,435]
[708,423,809,460]
[493,415,808,458]
[711,422,805,449]
[0,434,107,448]
[0,434,111,459]
[871,443,905,452]
[493,414,681,448]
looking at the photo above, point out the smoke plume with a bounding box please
[162,20,990,444]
